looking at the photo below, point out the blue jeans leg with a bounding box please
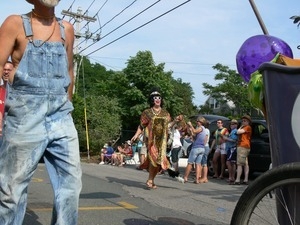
[44,114,82,225]
[0,114,82,225]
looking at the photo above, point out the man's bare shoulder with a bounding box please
[61,20,74,32]
[0,14,24,34]
[2,14,23,26]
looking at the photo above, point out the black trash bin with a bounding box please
[259,62,300,224]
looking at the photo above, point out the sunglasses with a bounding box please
[153,96,161,100]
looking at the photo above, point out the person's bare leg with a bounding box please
[232,163,236,181]
[147,164,159,188]
[195,164,201,183]
[212,152,220,178]
[226,161,232,180]
[199,166,208,183]
[118,154,123,166]
[244,164,249,183]
[235,165,242,183]
[140,154,145,165]
[219,154,226,178]
[183,164,192,182]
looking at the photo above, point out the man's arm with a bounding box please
[0,15,20,79]
[63,20,75,101]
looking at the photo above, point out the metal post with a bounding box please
[249,0,269,35]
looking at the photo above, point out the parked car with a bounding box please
[246,119,271,174]
[183,114,271,176]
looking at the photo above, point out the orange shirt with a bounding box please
[238,125,252,148]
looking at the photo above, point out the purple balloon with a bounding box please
[236,35,293,82]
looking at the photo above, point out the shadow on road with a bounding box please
[24,209,43,225]
[124,217,198,225]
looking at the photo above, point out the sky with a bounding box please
[1,0,300,106]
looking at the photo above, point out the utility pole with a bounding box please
[61,7,99,160]
[61,7,99,93]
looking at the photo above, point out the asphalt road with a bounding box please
[24,162,250,225]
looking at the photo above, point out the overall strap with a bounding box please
[21,14,33,38]
[57,18,66,44]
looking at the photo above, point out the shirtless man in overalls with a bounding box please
[0,1,82,224]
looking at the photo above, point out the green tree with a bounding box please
[202,63,252,116]
[73,56,122,153]
[73,94,122,153]
[120,50,196,129]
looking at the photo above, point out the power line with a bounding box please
[61,0,76,20]
[76,0,162,53]
[100,0,137,30]
[61,6,98,94]
[84,0,191,57]
[71,0,97,25]
[75,0,137,49]
[80,0,108,32]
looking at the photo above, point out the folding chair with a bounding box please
[123,154,137,165]
[103,154,113,164]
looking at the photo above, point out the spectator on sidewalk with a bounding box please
[112,141,133,166]
[223,119,239,184]
[183,117,206,184]
[99,142,114,165]
[170,123,183,174]
[198,119,210,183]
[235,115,252,185]
[210,119,229,179]
[136,133,147,170]
[0,61,13,142]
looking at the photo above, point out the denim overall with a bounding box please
[0,15,82,225]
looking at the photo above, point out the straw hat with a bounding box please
[241,115,252,124]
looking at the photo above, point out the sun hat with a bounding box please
[241,115,252,124]
[103,144,108,148]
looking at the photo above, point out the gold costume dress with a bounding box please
[140,108,170,170]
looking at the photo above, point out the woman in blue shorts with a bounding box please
[183,117,206,184]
